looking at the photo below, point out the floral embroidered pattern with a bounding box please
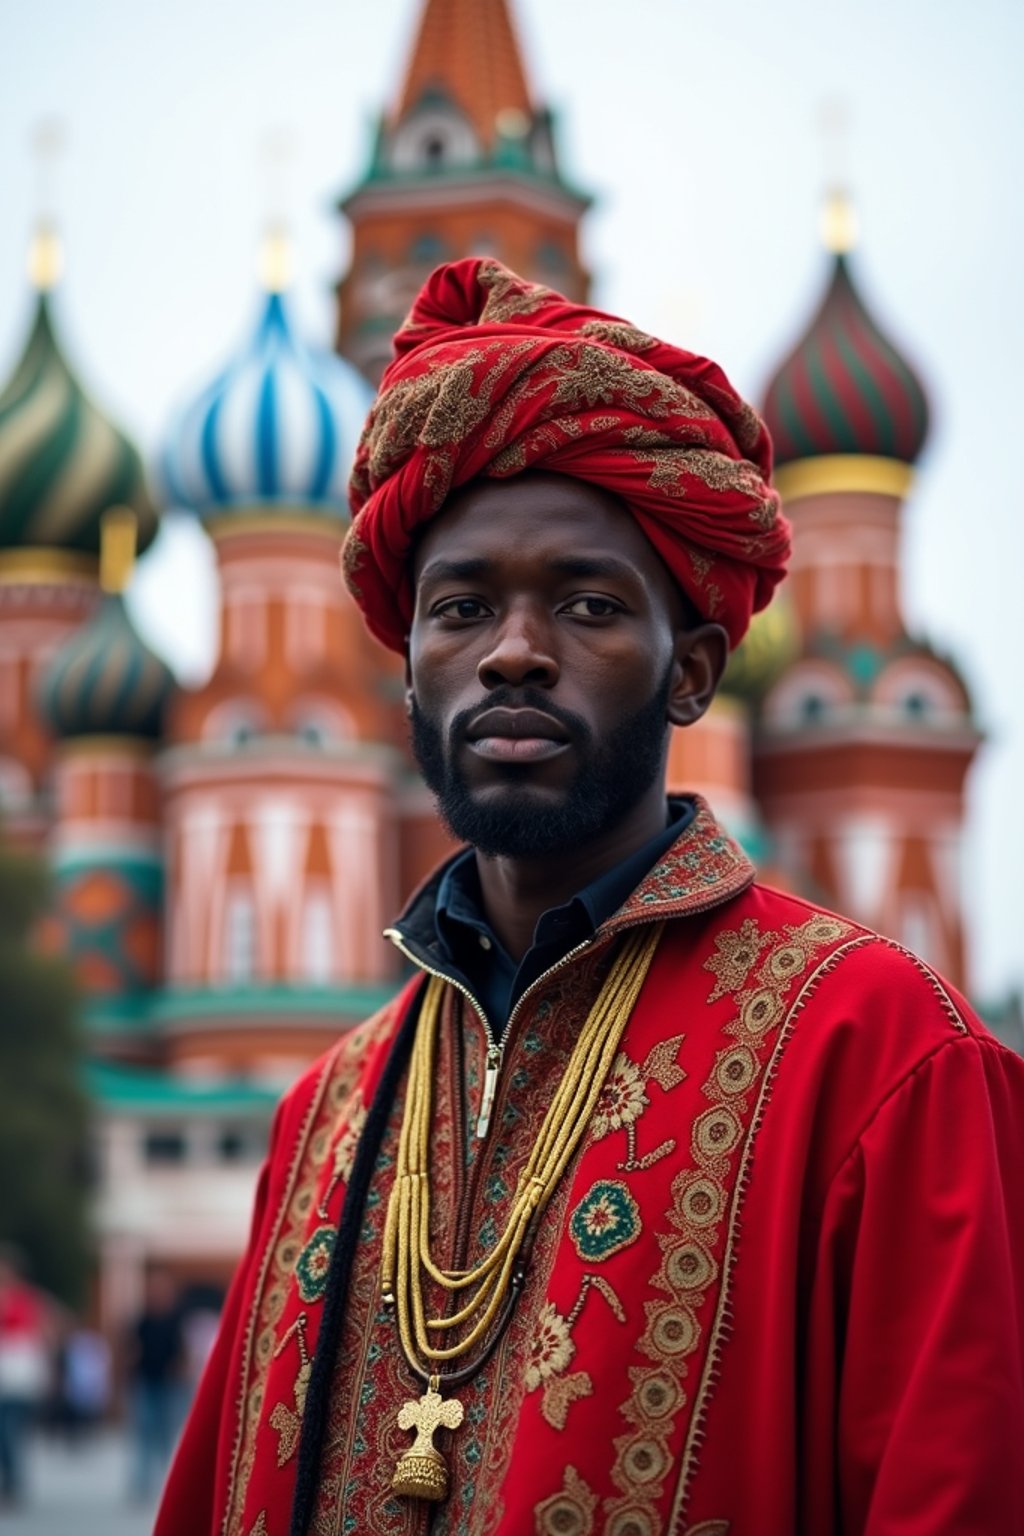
[477,260,557,325]
[294,1225,336,1305]
[525,1303,574,1393]
[592,1040,685,1173]
[316,1093,367,1218]
[702,918,770,1003]
[525,1275,626,1432]
[592,1054,648,1138]
[570,1181,641,1262]
[534,1465,599,1536]
[578,318,659,354]
[267,1312,311,1467]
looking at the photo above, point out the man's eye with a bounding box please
[562,596,620,618]
[436,598,488,620]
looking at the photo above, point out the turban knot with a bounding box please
[344,258,790,651]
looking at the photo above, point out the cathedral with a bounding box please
[0,0,995,1329]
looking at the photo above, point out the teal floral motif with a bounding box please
[569,1180,641,1262]
[295,1224,336,1303]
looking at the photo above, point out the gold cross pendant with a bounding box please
[391,1382,465,1503]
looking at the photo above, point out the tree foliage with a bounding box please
[0,834,91,1308]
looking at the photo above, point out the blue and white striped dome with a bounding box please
[161,290,374,521]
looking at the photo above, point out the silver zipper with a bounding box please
[385,887,739,1142]
[385,925,596,1140]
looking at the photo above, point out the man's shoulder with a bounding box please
[693,877,1003,1057]
[678,879,1024,1162]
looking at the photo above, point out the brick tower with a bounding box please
[334,0,592,381]
[754,195,981,987]
[37,510,173,1049]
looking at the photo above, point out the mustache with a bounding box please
[450,687,591,747]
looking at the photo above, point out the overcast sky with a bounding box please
[2,0,1021,998]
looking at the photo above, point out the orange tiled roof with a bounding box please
[394,0,534,146]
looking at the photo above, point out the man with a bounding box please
[156,260,1024,1536]
[125,1267,186,1502]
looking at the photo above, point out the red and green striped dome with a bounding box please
[762,253,930,470]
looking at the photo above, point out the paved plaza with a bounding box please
[4,1428,161,1536]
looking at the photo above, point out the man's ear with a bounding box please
[404,652,414,716]
[668,624,729,727]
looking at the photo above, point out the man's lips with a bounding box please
[464,707,572,764]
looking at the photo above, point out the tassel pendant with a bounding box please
[391,1383,464,1502]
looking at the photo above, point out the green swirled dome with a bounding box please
[38,592,174,740]
[0,292,158,557]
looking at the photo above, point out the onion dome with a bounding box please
[762,193,930,494]
[38,510,173,740]
[0,229,158,558]
[162,235,374,521]
[720,597,799,701]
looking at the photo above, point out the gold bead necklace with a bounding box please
[384,923,663,1501]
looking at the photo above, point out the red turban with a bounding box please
[344,259,790,651]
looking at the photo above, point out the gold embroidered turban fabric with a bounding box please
[344,259,790,651]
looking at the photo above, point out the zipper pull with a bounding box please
[475,1043,504,1140]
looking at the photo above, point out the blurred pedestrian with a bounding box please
[0,1244,51,1505]
[125,1267,185,1503]
[60,1324,111,1442]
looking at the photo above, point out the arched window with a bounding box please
[389,106,479,174]
[763,662,852,731]
[302,889,334,984]
[409,232,450,266]
[224,888,258,983]
[203,701,267,747]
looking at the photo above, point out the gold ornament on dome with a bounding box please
[820,187,858,255]
[28,224,63,291]
[99,508,137,594]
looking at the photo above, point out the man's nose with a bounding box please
[477,608,559,689]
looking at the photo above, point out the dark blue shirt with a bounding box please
[435,797,696,1035]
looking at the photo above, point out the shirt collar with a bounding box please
[390,793,755,968]
[435,797,698,963]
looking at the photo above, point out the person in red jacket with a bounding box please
[0,1246,52,1506]
[157,260,1024,1536]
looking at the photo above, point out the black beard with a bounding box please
[409,669,672,859]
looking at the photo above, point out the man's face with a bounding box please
[407,473,706,859]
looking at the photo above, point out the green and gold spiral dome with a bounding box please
[37,510,173,740]
[0,231,158,560]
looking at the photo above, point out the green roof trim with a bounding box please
[154,983,397,1023]
[351,162,591,205]
[83,981,398,1040]
[86,1059,278,1116]
[84,995,156,1035]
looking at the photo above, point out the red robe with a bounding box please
[156,802,1024,1536]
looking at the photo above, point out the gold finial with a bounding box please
[100,508,137,594]
[821,187,858,254]
[28,224,63,291]
[28,118,67,291]
[258,127,295,293]
[816,98,858,254]
[259,223,293,293]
